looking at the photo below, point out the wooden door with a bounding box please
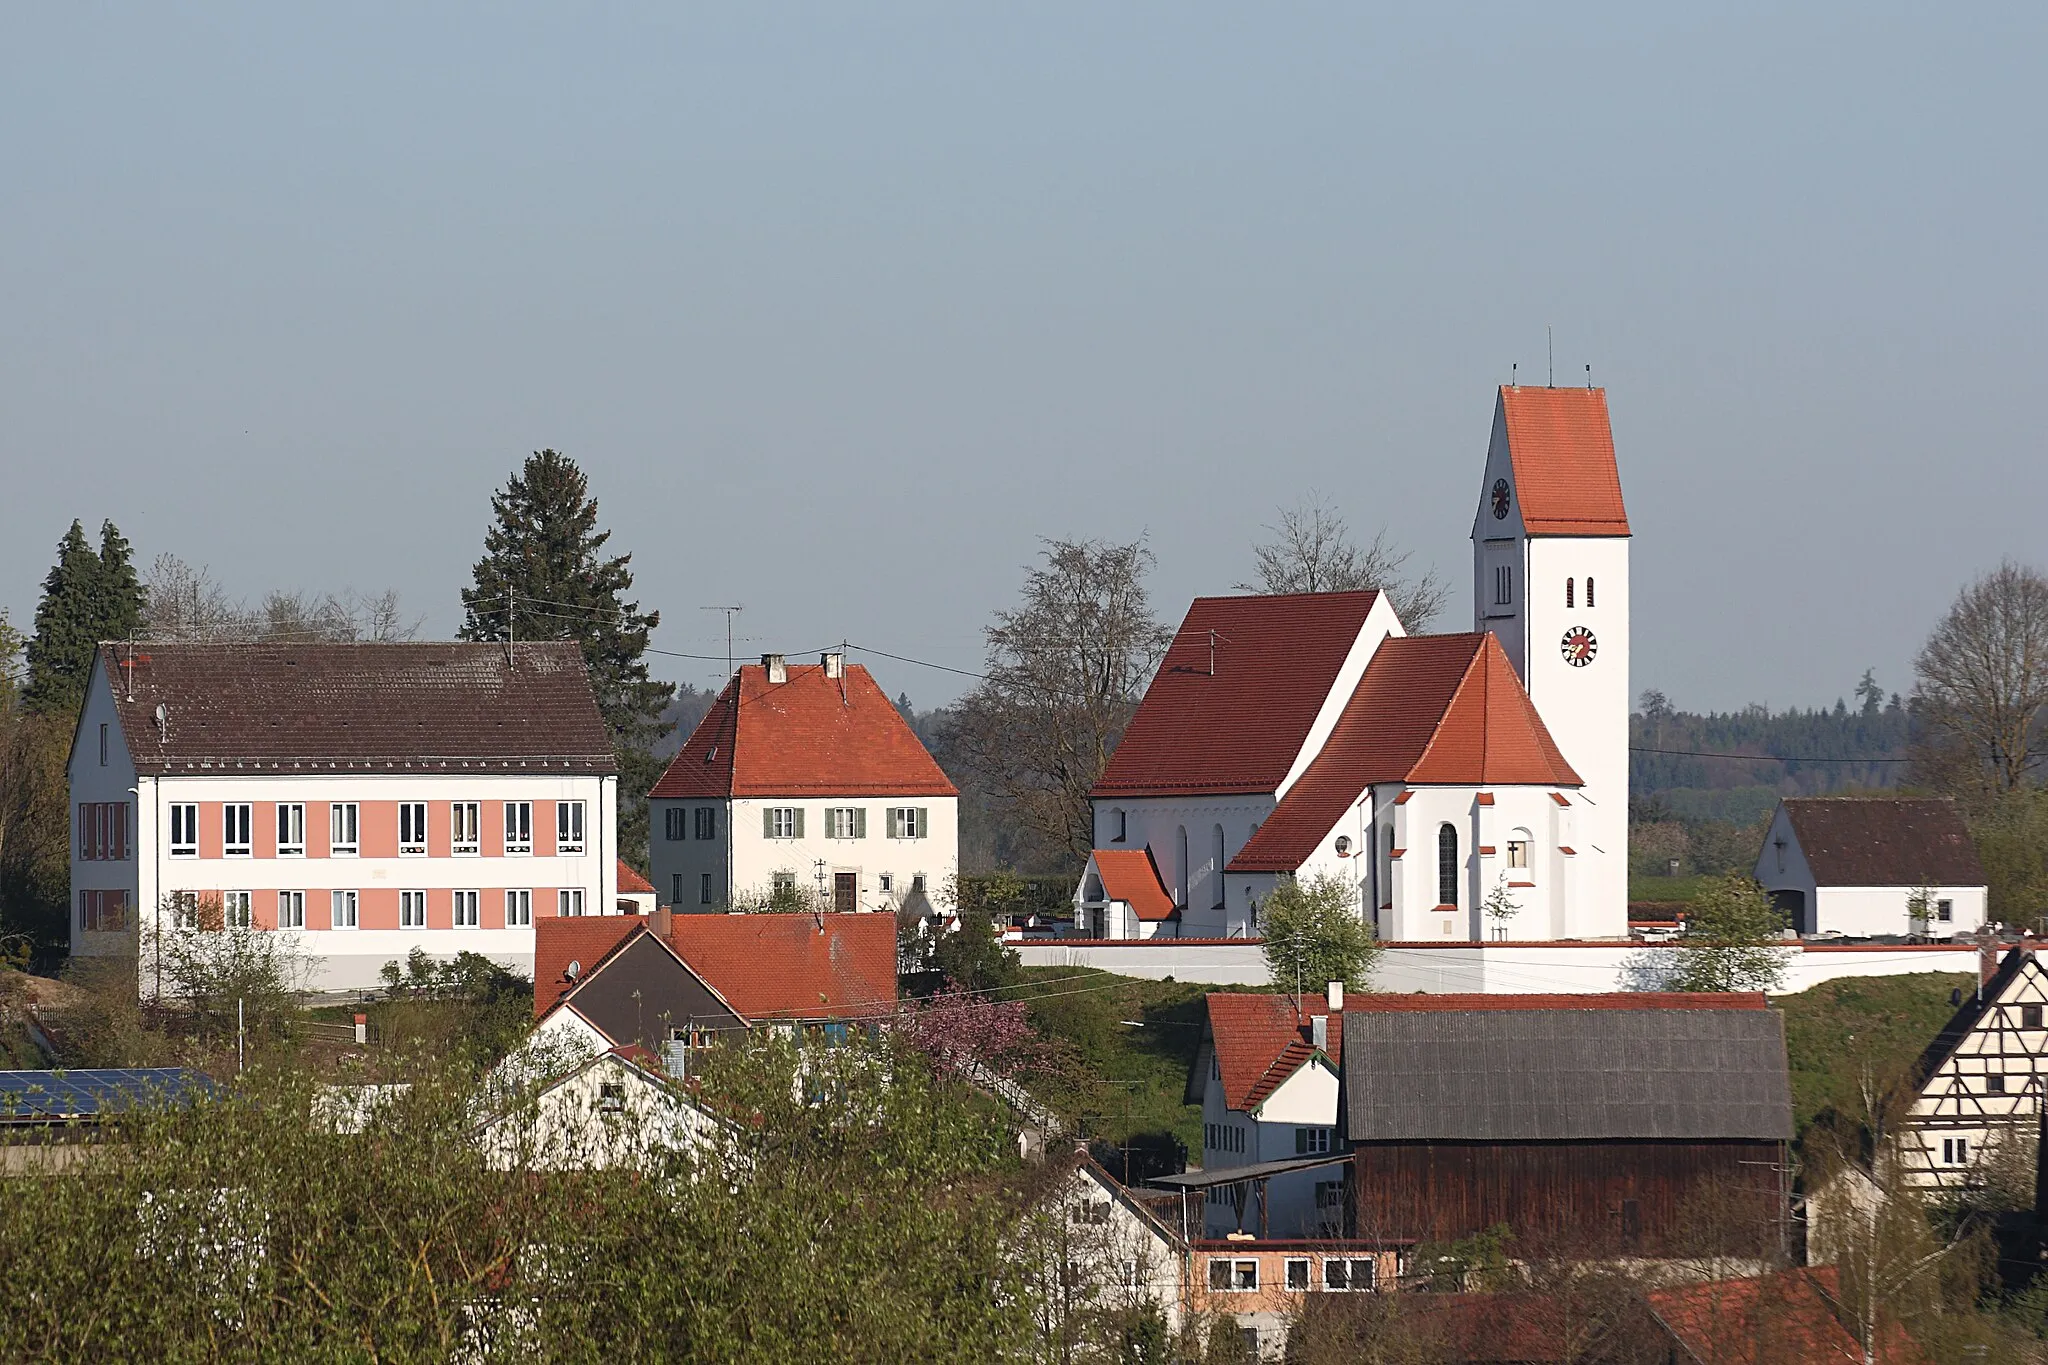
[834,873,857,913]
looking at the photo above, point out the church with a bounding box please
[1074,385,1630,942]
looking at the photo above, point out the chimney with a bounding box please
[651,905,672,941]
[1326,981,1344,1012]
[1310,1014,1329,1050]
[761,653,786,685]
[1982,936,2004,987]
[822,650,844,679]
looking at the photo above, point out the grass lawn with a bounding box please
[1772,971,1973,1140]
[1011,967,1209,1158]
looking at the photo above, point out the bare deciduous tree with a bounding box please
[948,539,1172,866]
[1237,495,1449,630]
[141,554,420,643]
[1913,560,2048,792]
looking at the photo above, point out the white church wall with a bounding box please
[1271,595,1406,800]
[1094,794,1273,938]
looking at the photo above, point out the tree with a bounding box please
[459,450,674,866]
[1855,668,1884,718]
[947,538,1173,865]
[930,910,1022,996]
[1237,495,1448,630]
[1260,872,1380,995]
[1913,560,2048,792]
[24,522,106,713]
[1666,874,1788,993]
[1482,873,1520,939]
[140,554,417,643]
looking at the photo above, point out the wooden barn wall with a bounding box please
[1349,1140,1784,1255]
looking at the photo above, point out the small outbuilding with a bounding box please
[1753,796,1986,939]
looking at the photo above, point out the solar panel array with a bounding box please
[0,1068,219,1122]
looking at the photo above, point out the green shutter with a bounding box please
[917,807,929,840]
[854,808,867,839]
[763,808,774,839]
[793,808,805,839]
[887,809,899,839]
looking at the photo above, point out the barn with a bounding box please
[1340,1005,1793,1257]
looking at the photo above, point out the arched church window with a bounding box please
[1437,824,1459,908]
[1565,578,1575,609]
[1211,826,1227,908]
[1586,577,1596,607]
[1175,826,1189,907]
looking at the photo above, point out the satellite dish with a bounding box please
[565,960,582,981]
[154,703,168,742]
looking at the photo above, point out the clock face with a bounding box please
[1491,478,1510,519]
[1561,627,1597,667]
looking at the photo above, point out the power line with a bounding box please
[1629,746,1911,764]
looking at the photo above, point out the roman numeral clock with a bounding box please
[1560,626,1597,667]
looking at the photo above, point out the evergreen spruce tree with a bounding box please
[460,451,674,866]
[96,519,145,645]
[24,521,107,713]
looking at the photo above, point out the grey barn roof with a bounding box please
[1342,1009,1793,1143]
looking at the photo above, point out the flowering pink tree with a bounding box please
[896,983,1046,1082]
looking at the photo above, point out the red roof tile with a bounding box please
[1647,1267,1926,1364]
[1497,386,1630,536]
[1093,592,1386,798]
[616,859,655,895]
[96,641,615,775]
[533,916,646,1017]
[650,661,955,799]
[1229,634,1579,872]
[1205,990,1765,1114]
[665,913,898,1021]
[1091,849,1179,922]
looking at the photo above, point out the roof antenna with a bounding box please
[1586,363,1593,390]
[1547,326,1554,387]
[1510,362,1517,388]
[504,587,514,667]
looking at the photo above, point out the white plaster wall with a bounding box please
[654,796,958,914]
[1093,794,1274,938]
[1752,804,1817,932]
[477,1054,721,1172]
[1814,886,1989,940]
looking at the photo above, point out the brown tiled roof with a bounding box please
[1091,849,1178,922]
[1646,1267,1927,1364]
[1497,386,1631,536]
[96,641,614,775]
[1092,591,1386,798]
[666,913,897,1021]
[1779,797,1985,887]
[1205,990,1765,1114]
[1229,634,1579,872]
[649,662,954,799]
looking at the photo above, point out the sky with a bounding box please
[3,5,2042,712]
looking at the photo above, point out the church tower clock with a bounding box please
[1470,385,1631,938]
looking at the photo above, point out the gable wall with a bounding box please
[1905,957,2048,1192]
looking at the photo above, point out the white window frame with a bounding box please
[556,801,586,855]
[451,802,480,856]
[222,890,252,930]
[277,803,305,857]
[768,807,797,840]
[1295,1126,1332,1156]
[1323,1257,1374,1292]
[453,889,480,929]
[504,802,533,855]
[1937,898,1954,923]
[399,802,428,856]
[889,807,926,840]
[400,890,428,929]
[771,871,797,897]
[1285,1258,1311,1292]
[826,807,865,840]
[558,888,585,918]
[505,889,532,928]
[223,803,253,857]
[330,803,359,857]
[1943,1137,1970,1165]
[169,803,199,857]
[1207,1258,1258,1292]
[169,891,200,933]
[278,891,305,930]
[331,889,359,930]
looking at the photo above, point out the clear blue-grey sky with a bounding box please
[4,5,2041,710]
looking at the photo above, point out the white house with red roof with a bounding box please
[648,651,958,916]
[1080,385,1628,943]
[1187,988,1769,1239]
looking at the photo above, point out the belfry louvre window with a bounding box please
[1585,577,1596,607]
[1493,566,1513,606]
[1437,824,1459,907]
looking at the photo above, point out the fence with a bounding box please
[1015,938,1980,994]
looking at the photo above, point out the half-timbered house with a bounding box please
[1902,943,2048,1192]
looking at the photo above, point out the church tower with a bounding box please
[1470,385,1630,937]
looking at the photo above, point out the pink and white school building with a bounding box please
[69,641,621,992]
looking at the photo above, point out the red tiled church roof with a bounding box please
[650,661,955,799]
[1497,386,1630,537]
[1093,591,1388,799]
[1091,849,1178,922]
[1229,634,1579,872]
[1204,991,1765,1114]
[534,913,899,1022]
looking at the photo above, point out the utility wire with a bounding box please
[1629,746,1911,764]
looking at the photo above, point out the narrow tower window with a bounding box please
[1586,577,1595,607]
[1437,824,1459,908]
[1565,578,1574,608]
